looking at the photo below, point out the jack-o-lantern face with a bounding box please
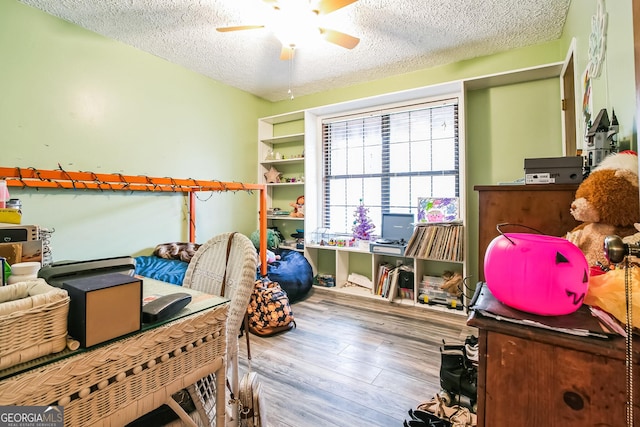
[484,233,589,316]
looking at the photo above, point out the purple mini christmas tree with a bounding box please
[352,199,375,241]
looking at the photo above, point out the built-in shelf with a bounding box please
[265,182,304,187]
[259,111,307,256]
[260,133,304,145]
[305,244,468,314]
[267,215,304,221]
[260,158,304,166]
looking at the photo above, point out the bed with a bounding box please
[134,246,313,302]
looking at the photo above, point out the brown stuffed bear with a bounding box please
[567,151,639,268]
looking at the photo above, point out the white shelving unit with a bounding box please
[258,111,306,251]
[305,243,467,315]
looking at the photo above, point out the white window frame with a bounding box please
[304,81,466,241]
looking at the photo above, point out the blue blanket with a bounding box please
[134,256,187,285]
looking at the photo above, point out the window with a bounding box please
[321,98,459,236]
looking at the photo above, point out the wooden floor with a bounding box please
[236,287,478,427]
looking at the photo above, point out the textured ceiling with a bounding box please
[19,0,571,102]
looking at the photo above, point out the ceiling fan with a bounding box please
[216,0,360,60]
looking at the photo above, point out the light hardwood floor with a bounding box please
[237,287,477,427]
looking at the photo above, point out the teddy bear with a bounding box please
[566,151,639,268]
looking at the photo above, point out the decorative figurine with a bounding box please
[264,166,282,183]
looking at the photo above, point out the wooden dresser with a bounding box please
[474,184,580,281]
[471,183,639,426]
[468,312,640,427]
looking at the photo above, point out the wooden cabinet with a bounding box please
[468,312,640,427]
[474,184,580,281]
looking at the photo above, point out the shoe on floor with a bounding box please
[448,406,477,427]
[408,408,452,427]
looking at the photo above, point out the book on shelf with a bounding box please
[375,263,392,296]
[385,268,399,299]
[374,263,414,301]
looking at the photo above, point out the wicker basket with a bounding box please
[0,278,69,370]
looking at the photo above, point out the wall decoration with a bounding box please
[588,0,608,79]
[417,197,459,223]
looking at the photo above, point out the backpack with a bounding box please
[247,279,295,336]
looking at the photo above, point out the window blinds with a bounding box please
[321,98,460,235]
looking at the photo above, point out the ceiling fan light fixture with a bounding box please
[267,0,322,48]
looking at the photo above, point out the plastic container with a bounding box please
[0,181,7,208]
[5,199,21,211]
[11,262,41,276]
[8,262,41,285]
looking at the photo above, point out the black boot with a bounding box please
[439,343,478,409]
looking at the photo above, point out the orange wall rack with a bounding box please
[0,166,268,276]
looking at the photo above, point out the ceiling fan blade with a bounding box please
[320,28,359,49]
[216,25,265,32]
[280,46,295,60]
[315,0,358,15]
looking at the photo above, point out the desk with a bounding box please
[468,311,640,427]
[0,280,228,427]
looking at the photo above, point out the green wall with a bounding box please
[1,0,269,260]
[1,0,636,283]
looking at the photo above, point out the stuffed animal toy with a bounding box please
[249,229,281,250]
[153,242,201,263]
[567,151,639,269]
[440,270,463,297]
[266,249,280,263]
[290,195,305,218]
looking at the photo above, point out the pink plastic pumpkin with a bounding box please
[484,233,589,316]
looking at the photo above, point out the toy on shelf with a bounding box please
[289,195,304,218]
[264,166,282,183]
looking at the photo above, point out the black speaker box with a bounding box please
[63,272,142,348]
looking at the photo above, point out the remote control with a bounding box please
[142,292,192,323]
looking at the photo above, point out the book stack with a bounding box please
[375,264,414,300]
[375,263,395,298]
[404,223,464,261]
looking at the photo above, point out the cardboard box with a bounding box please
[524,156,583,184]
[63,272,142,348]
[0,209,21,224]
